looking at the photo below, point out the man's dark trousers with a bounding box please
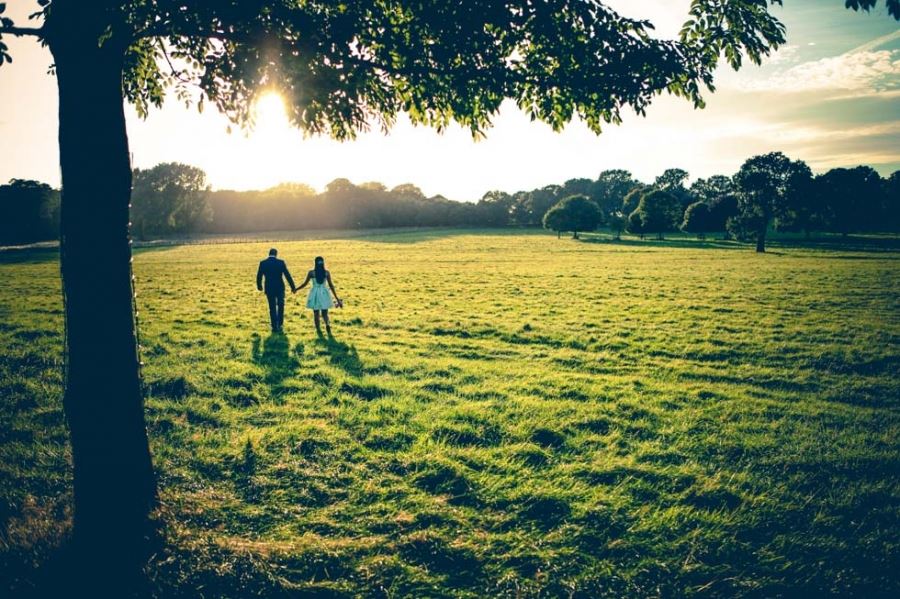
[266,291,285,332]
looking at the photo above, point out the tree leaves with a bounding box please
[131,163,211,238]
[108,1,789,140]
[633,189,682,236]
[845,0,900,19]
[543,194,602,236]
[733,152,813,246]
[0,2,7,65]
[679,0,787,71]
[41,1,900,139]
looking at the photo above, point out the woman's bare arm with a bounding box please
[326,272,339,298]
[295,271,313,292]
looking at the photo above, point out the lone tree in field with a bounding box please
[1,0,895,588]
[632,189,682,240]
[544,195,601,239]
[734,152,813,252]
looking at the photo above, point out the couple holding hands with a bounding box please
[256,248,342,336]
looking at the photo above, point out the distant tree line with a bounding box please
[203,179,508,235]
[541,154,899,252]
[1,156,897,250]
[0,179,60,245]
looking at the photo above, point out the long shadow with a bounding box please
[316,334,364,377]
[0,246,61,265]
[766,235,900,254]
[251,332,301,389]
[580,236,744,251]
[0,243,183,266]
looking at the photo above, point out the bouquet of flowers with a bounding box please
[334,297,344,309]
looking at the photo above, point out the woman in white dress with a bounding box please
[294,256,341,336]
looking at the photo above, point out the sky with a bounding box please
[0,0,898,201]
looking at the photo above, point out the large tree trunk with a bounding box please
[756,229,766,252]
[49,12,157,587]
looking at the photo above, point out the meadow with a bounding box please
[1,229,898,597]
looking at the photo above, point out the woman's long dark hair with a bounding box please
[314,256,326,284]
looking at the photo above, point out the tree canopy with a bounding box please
[0,0,800,139]
[622,185,648,217]
[845,0,900,18]
[543,194,601,238]
[591,169,641,217]
[631,189,682,239]
[690,175,736,204]
[131,162,211,239]
[734,152,813,252]
[681,201,714,239]
[816,166,885,236]
[0,179,60,245]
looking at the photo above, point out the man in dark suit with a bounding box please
[256,248,297,332]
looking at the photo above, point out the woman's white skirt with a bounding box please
[306,285,333,310]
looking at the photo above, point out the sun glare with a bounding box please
[239,91,303,189]
[253,91,289,131]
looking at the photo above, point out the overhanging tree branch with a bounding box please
[155,37,192,84]
[134,24,247,43]
[0,25,44,37]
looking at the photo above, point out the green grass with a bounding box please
[1,229,899,597]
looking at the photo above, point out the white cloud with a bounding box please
[737,49,900,93]
[764,45,801,65]
[775,121,900,143]
[734,30,900,95]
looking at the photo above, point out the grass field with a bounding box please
[1,229,899,597]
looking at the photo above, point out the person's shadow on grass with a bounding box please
[251,332,302,390]
[316,333,364,378]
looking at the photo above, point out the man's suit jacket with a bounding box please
[257,256,296,295]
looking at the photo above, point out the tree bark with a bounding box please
[48,11,157,586]
[756,229,766,252]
